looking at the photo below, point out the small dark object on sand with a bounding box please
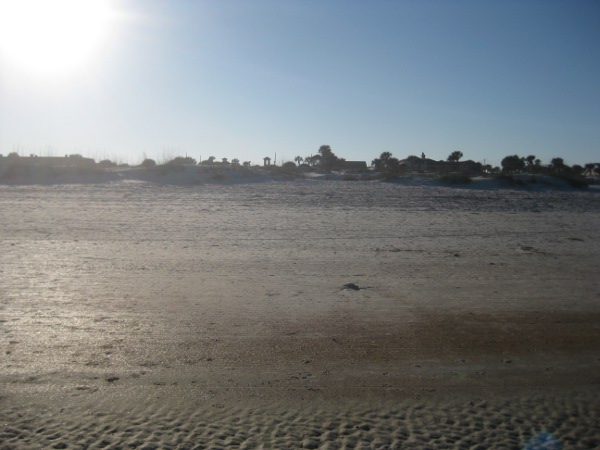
[343,283,361,291]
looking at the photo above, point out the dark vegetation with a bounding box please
[1,147,598,188]
[140,158,156,169]
[497,155,591,188]
[439,172,473,184]
[0,153,100,181]
[98,159,117,168]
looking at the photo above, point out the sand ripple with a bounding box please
[2,393,599,449]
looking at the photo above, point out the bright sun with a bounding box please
[0,0,115,77]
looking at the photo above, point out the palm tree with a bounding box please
[305,155,321,167]
[550,157,566,173]
[371,152,400,174]
[294,156,303,166]
[525,155,536,167]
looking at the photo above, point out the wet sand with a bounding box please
[1,181,600,448]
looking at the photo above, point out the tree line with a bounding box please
[3,147,596,181]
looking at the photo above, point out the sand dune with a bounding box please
[1,162,597,192]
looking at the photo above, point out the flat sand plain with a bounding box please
[1,181,600,449]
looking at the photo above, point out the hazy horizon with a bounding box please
[1,0,599,167]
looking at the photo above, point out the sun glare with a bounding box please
[0,0,115,77]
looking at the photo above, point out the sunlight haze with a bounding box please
[0,0,116,77]
[0,0,598,166]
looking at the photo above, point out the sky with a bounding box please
[0,0,599,167]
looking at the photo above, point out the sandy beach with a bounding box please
[1,180,600,449]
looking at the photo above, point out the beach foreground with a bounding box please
[1,181,600,448]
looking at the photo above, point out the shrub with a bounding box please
[381,171,399,181]
[493,174,526,186]
[166,156,196,165]
[154,163,184,175]
[280,161,299,174]
[98,159,117,168]
[211,170,225,180]
[140,158,156,169]
[439,173,472,184]
[560,174,589,189]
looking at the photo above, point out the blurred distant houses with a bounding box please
[0,153,97,179]
[0,153,95,167]
[583,163,600,178]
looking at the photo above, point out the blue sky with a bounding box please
[0,0,598,166]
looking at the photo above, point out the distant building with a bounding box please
[33,155,96,167]
[0,154,98,179]
[263,157,271,166]
[0,154,96,168]
[584,164,600,177]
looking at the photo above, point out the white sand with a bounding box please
[1,181,600,448]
